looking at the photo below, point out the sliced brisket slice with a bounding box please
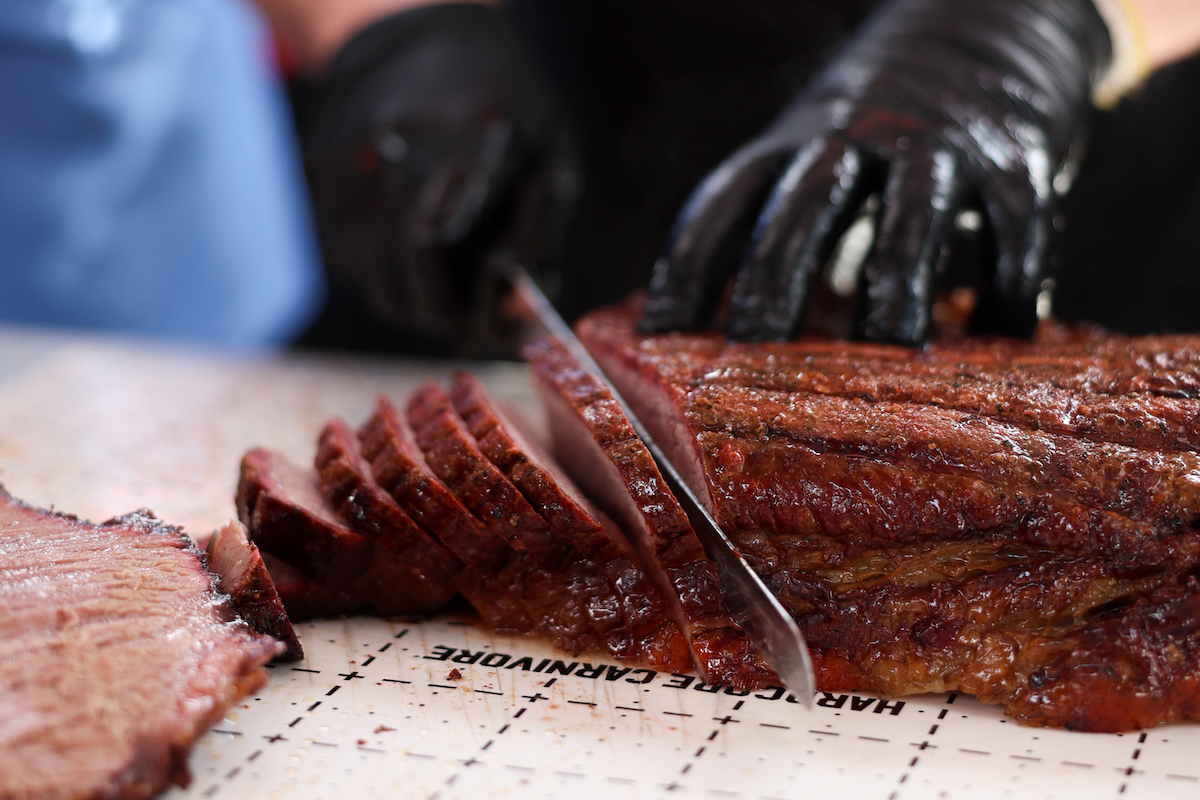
[360,395,510,572]
[407,381,571,568]
[356,396,560,643]
[358,392,686,667]
[575,302,1200,731]
[0,489,282,799]
[237,448,372,588]
[207,521,303,660]
[316,416,460,615]
[451,371,690,670]
[404,382,607,656]
[238,449,454,619]
[259,552,365,622]
[526,337,774,689]
[451,370,608,557]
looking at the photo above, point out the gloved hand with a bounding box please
[640,0,1113,345]
[300,3,578,356]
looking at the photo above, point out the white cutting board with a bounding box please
[0,325,1195,800]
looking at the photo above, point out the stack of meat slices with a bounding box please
[238,371,761,680]
[577,302,1200,732]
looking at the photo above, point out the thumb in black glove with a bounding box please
[641,0,1113,345]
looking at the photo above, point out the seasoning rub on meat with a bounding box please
[238,300,1200,732]
[577,302,1200,732]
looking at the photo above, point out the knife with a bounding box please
[503,259,816,707]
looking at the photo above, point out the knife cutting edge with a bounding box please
[503,259,816,708]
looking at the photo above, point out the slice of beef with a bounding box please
[451,370,691,669]
[359,395,510,571]
[407,381,571,567]
[237,448,372,588]
[239,447,458,620]
[526,336,774,689]
[316,416,461,615]
[358,393,688,668]
[0,489,282,799]
[451,370,609,557]
[357,396,541,635]
[405,382,608,655]
[576,302,1200,731]
[207,521,303,660]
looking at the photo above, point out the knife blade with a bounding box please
[504,260,815,707]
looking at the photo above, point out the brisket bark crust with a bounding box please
[450,372,692,670]
[206,521,303,660]
[526,337,775,689]
[0,489,282,799]
[577,303,1200,731]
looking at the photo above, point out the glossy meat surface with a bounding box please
[237,448,372,587]
[451,371,691,670]
[578,304,1200,730]
[364,390,689,670]
[0,491,281,799]
[527,337,774,689]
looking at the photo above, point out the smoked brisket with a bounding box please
[0,490,282,799]
[361,392,690,670]
[527,336,775,689]
[206,521,303,660]
[576,303,1200,731]
[316,417,461,614]
[238,446,458,619]
[451,372,692,670]
[408,381,571,567]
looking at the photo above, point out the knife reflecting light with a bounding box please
[504,260,815,708]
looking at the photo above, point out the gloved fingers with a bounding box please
[857,148,967,346]
[979,176,1052,301]
[640,143,793,332]
[727,138,870,341]
[970,179,1049,337]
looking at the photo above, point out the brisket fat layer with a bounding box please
[577,303,1200,731]
[0,490,282,800]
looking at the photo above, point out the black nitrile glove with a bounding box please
[301,3,578,357]
[641,0,1113,345]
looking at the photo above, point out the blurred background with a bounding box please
[1,0,1197,358]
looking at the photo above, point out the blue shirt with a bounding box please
[0,0,324,348]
